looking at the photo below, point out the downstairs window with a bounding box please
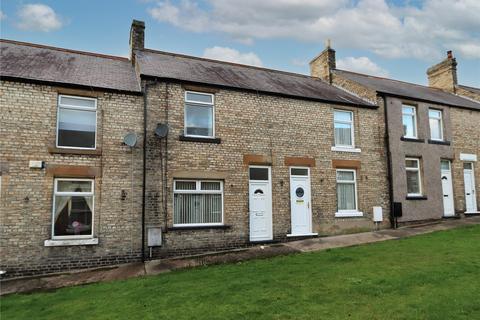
[173,180,223,226]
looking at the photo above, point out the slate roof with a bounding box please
[458,85,480,97]
[0,39,141,93]
[134,49,375,107]
[334,69,480,110]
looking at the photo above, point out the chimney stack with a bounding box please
[426,50,458,93]
[130,20,145,62]
[310,40,336,83]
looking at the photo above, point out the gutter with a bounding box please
[381,94,396,229]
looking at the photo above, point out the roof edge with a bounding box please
[1,39,130,62]
[377,91,480,111]
[140,75,377,109]
[1,76,143,96]
[140,48,323,81]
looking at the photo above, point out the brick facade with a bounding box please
[0,81,144,277]
[143,81,390,259]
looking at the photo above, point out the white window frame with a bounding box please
[184,91,215,139]
[405,157,422,197]
[56,94,98,150]
[173,179,224,227]
[333,109,355,148]
[402,105,418,139]
[428,108,444,141]
[335,169,362,217]
[51,178,95,240]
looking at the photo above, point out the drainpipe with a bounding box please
[382,94,396,229]
[141,79,156,262]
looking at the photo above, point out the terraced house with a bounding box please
[312,46,480,225]
[0,20,478,278]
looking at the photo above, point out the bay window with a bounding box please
[173,180,223,226]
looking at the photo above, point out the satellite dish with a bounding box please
[123,132,138,147]
[155,123,169,139]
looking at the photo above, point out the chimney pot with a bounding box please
[447,50,453,59]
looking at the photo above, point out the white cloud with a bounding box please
[455,43,480,59]
[17,4,63,32]
[0,10,6,20]
[291,58,307,67]
[202,46,263,66]
[337,57,389,77]
[147,0,480,61]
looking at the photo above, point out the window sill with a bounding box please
[464,211,480,215]
[48,146,102,156]
[406,196,428,200]
[427,139,451,146]
[168,225,230,231]
[44,238,99,247]
[400,137,424,143]
[335,211,364,218]
[331,146,361,153]
[179,135,221,144]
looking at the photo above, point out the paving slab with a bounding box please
[2,215,479,296]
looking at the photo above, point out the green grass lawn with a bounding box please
[2,225,480,320]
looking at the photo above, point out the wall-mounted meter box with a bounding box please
[373,207,383,222]
[147,227,162,247]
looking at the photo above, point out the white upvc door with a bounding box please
[441,160,455,217]
[464,163,477,213]
[289,167,314,236]
[249,166,273,242]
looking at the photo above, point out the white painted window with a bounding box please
[184,91,215,138]
[334,110,354,147]
[173,180,223,226]
[429,109,444,141]
[402,105,417,139]
[336,169,358,212]
[406,158,422,196]
[52,179,94,239]
[57,95,97,149]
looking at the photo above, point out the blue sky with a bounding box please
[1,0,479,87]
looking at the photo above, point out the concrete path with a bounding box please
[2,216,479,296]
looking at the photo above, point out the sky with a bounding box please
[1,0,479,87]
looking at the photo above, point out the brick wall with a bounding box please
[144,81,390,258]
[450,107,480,213]
[0,79,391,277]
[0,80,144,277]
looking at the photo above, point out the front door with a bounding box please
[289,167,312,236]
[441,160,455,217]
[249,166,273,242]
[464,162,477,213]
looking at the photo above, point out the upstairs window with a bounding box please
[402,105,417,139]
[173,180,223,226]
[334,110,354,147]
[184,91,214,138]
[57,95,97,149]
[429,109,444,141]
[406,158,422,196]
